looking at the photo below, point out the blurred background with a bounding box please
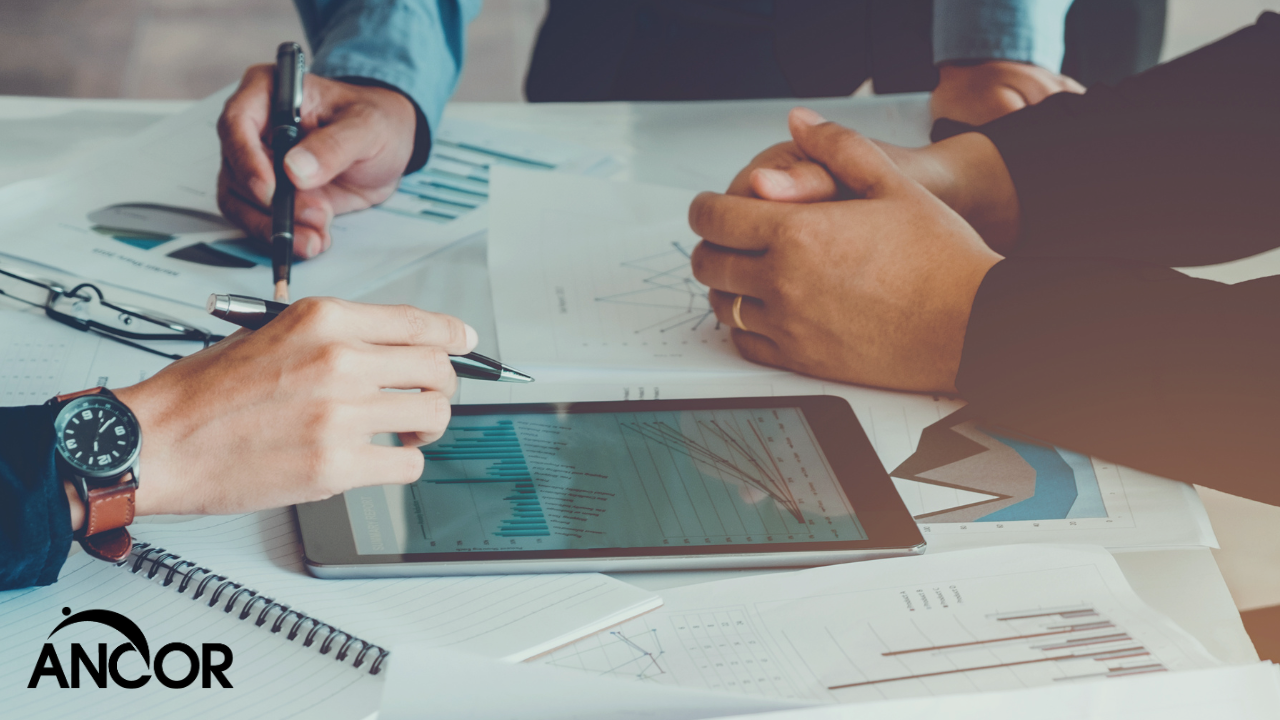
[2,0,1280,101]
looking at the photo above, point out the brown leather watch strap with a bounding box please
[79,473,137,563]
[54,386,105,404]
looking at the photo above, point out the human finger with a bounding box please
[216,65,276,207]
[365,390,453,442]
[283,107,388,191]
[218,175,326,259]
[292,191,335,255]
[688,192,797,252]
[1059,74,1086,93]
[749,164,841,203]
[690,241,772,297]
[286,298,479,352]
[351,445,427,487]
[725,142,840,203]
[788,107,907,198]
[366,345,459,395]
[729,329,789,371]
[707,289,776,337]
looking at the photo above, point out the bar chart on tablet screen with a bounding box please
[464,377,1215,549]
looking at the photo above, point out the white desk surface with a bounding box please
[0,94,1269,667]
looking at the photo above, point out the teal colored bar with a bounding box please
[427,478,531,484]
[396,187,479,209]
[440,139,558,170]
[494,531,551,537]
[418,208,457,221]
[422,450,522,456]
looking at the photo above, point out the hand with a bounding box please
[930,60,1085,126]
[689,108,1003,393]
[732,124,1022,255]
[217,65,417,259]
[103,298,475,521]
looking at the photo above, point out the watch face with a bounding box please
[54,395,140,479]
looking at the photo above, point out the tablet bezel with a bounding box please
[297,395,924,571]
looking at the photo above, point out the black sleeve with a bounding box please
[0,404,72,589]
[956,257,1280,505]
[969,12,1280,266]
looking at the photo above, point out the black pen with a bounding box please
[271,42,306,304]
[207,294,534,383]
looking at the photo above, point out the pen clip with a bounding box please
[274,42,306,126]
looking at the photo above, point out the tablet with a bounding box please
[297,396,924,577]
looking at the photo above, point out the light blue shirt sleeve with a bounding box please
[292,0,482,135]
[933,0,1074,71]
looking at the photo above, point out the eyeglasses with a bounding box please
[0,262,224,361]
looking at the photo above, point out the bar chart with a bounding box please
[420,420,550,539]
[800,603,1173,702]
[377,122,611,225]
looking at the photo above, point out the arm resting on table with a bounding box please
[957,257,1280,505]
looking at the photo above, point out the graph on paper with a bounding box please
[488,169,752,370]
[378,124,614,226]
[536,546,1221,704]
[885,406,1121,526]
[343,406,866,555]
[545,627,669,681]
[800,604,1170,703]
[594,242,720,335]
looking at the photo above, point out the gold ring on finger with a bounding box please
[731,294,748,332]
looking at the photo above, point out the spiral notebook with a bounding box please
[0,509,662,719]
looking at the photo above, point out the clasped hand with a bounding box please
[689,108,1003,394]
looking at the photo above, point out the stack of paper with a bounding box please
[377,545,1276,719]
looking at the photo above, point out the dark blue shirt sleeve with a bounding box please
[0,404,72,590]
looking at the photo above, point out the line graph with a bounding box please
[544,628,668,680]
[595,242,720,334]
[621,417,805,523]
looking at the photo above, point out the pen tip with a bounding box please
[502,368,535,383]
[273,281,290,304]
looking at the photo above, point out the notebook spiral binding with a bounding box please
[120,542,391,675]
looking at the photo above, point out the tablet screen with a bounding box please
[343,406,868,555]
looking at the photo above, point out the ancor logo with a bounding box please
[27,607,233,689]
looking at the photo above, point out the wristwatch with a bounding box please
[48,387,142,562]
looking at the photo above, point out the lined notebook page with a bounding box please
[130,508,661,660]
[0,551,382,719]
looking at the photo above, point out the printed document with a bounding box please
[535,545,1222,703]
[707,663,1280,720]
[488,167,755,371]
[0,88,614,308]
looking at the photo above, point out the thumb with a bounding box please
[283,112,383,191]
[788,107,904,199]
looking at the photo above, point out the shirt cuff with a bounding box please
[933,0,1072,71]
